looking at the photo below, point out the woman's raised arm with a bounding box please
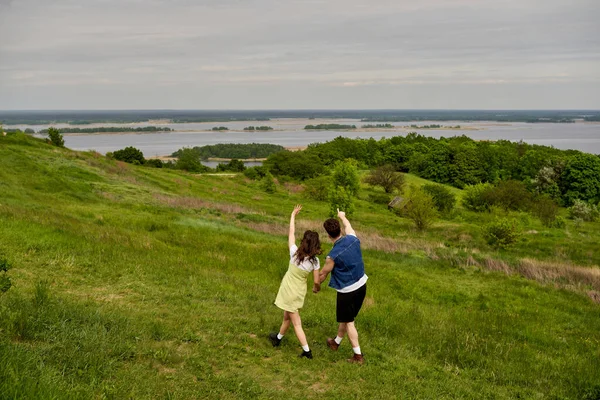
[289,204,302,248]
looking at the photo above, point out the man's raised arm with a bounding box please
[337,209,356,237]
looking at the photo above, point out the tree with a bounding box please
[47,127,64,147]
[364,164,405,193]
[332,160,360,196]
[328,186,354,217]
[261,172,277,194]
[175,148,207,172]
[112,146,145,165]
[559,153,600,206]
[399,186,438,231]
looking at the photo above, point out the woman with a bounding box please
[269,204,321,358]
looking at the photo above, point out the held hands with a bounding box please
[312,282,321,293]
[292,204,302,217]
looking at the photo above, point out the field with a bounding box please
[1,133,599,399]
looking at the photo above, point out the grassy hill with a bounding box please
[1,133,599,399]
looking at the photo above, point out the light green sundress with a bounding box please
[274,245,319,313]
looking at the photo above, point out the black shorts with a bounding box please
[336,284,367,323]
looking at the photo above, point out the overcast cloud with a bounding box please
[0,0,598,109]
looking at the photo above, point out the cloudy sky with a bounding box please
[0,0,599,109]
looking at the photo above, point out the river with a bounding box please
[12,119,600,157]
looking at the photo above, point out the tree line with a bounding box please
[262,134,600,207]
[171,143,285,160]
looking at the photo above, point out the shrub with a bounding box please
[243,166,267,180]
[113,146,146,165]
[483,218,522,248]
[0,258,12,294]
[568,199,599,222]
[486,180,533,211]
[47,127,65,147]
[364,164,405,194]
[531,196,560,227]
[332,160,360,196]
[462,183,494,212]
[145,159,164,168]
[304,176,331,201]
[399,186,438,231]
[216,159,246,172]
[261,172,277,194]
[423,184,456,214]
[328,186,355,217]
[368,192,391,205]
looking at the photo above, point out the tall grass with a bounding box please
[1,133,599,399]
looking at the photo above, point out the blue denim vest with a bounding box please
[327,235,365,290]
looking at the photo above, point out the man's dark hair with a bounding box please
[323,218,341,238]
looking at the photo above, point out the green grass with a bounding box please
[1,133,599,399]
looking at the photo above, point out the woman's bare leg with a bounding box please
[279,311,291,335]
[288,312,308,347]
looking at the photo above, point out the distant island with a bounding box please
[243,126,273,131]
[37,126,172,134]
[305,124,356,130]
[408,124,461,129]
[211,126,229,131]
[361,124,394,128]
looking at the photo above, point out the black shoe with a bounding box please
[299,350,313,359]
[269,332,282,347]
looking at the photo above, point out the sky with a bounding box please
[0,0,599,110]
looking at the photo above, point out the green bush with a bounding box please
[368,192,391,205]
[243,166,267,180]
[144,159,164,168]
[399,186,438,231]
[486,180,533,211]
[216,159,246,172]
[568,199,599,222]
[462,183,494,212]
[422,184,456,214]
[47,127,65,148]
[113,146,146,165]
[531,196,561,227]
[483,218,522,248]
[304,176,331,201]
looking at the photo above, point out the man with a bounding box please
[319,209,368,364]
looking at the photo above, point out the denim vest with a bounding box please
[327,235,365,290]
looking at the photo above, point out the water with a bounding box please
[17,119,600,156]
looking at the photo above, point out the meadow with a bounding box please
[1,133,599,399]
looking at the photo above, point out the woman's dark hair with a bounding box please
[323,218,341,238]
[295,230,322,263]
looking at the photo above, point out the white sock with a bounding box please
[277,333,284,340]
[352,346,361,355]
[334,336,343,345]
[302,344,310,352]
